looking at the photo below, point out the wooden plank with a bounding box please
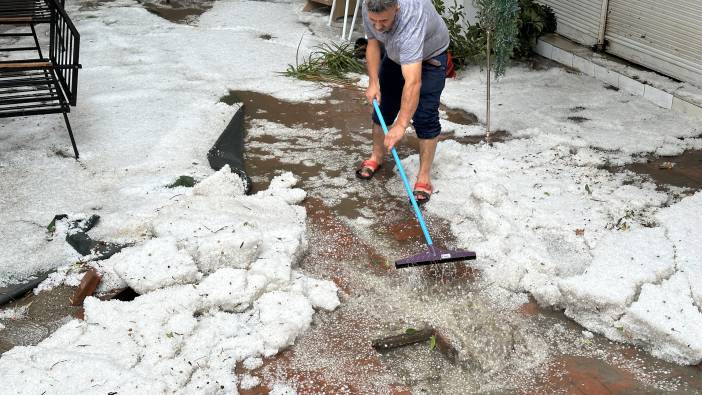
[0,61,52,69]
[371,327,434,350]
[303,0,328,12]
[0,16,35,24]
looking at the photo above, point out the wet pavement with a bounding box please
[0,286,80,354]
[226,86,702,393]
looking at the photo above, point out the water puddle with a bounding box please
[443,106,478,125]
[140,0,215,24]
[0,286,80,354]
[618,149,702,191]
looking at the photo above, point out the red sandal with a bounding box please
[355,159,381,180]
[412,182,433,206]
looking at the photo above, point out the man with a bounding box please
[356,0,449,205]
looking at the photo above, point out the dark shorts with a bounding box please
[371,52,448,139]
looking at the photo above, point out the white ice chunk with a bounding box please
[111,237,201,294]
[192,165,246,197]
[620,273,702,365]
[195,230,263,273]
[559,227,675,331]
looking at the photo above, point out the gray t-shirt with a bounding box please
[362,0,449,65]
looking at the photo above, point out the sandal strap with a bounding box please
[359,159,379,171]
[413,190,431,200]
[413,182,432,193]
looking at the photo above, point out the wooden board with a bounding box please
[0,61,52,69]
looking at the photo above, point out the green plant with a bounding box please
[432,0,556,72]
[514,0,557,58]
[475,0,520,78]
[283,40,365,84]
[433,0,485,68]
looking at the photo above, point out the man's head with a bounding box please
[365,0,399,33]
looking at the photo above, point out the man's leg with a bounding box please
[411,52,448,198]
[370,123,386,163]
[416,136,439,187]
[359,56,403,178]
[357,123,387,178]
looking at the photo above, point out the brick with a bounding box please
[672,96,702,118]
[594,65,619,89]
[643,85,673,109]
[619,75,645,97]
[551,47,574,68]
[535,40,554,60]
[573,56,595,76]
[70,268,102,306]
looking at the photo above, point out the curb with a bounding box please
[535,35,702,118]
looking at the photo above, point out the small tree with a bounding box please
[475,0,520,78]
[474,0,519,137]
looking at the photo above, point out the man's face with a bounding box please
[368,5,399,33]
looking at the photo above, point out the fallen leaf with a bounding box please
[575,229,585,236]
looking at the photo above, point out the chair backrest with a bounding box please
[49,0,80,105]
[0,0,52,24]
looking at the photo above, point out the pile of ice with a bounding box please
[399,65,702,365]
[0,167,339,393]
[412,128,702,365]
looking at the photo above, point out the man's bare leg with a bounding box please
[416,136,438,191]
[359,123,386,177]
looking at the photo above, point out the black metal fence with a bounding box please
[49,0,79,106]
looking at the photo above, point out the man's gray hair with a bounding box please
[365,0,398,13]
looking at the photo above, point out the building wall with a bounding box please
[535,0,702,86]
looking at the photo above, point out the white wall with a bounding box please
[460,0,478,25]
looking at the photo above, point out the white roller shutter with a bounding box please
[605,0,702,85]
[537,0,605,46]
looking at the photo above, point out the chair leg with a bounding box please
[346,0,361,40]
[62,112,79,159]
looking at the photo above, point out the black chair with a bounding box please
[0,0,81,158]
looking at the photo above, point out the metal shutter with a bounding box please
[537,0,605,46]
[605,0,702,85]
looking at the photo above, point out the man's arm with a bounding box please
[365,39,382,106]
[366,39,382,85]
[395,62,422,129]
[384,62,422,151]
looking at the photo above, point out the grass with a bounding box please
[283,38,364,84]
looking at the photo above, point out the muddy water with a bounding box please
[618,150,702,191]
[0,286,80,354]
[141,0,215,24]
[228,87,702,394]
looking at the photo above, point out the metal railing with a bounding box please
[49,0,80,106]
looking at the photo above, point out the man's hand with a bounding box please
[384,123,406,153]
[366,82,381,112]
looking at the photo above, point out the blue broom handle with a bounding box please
[373,100,433,247]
